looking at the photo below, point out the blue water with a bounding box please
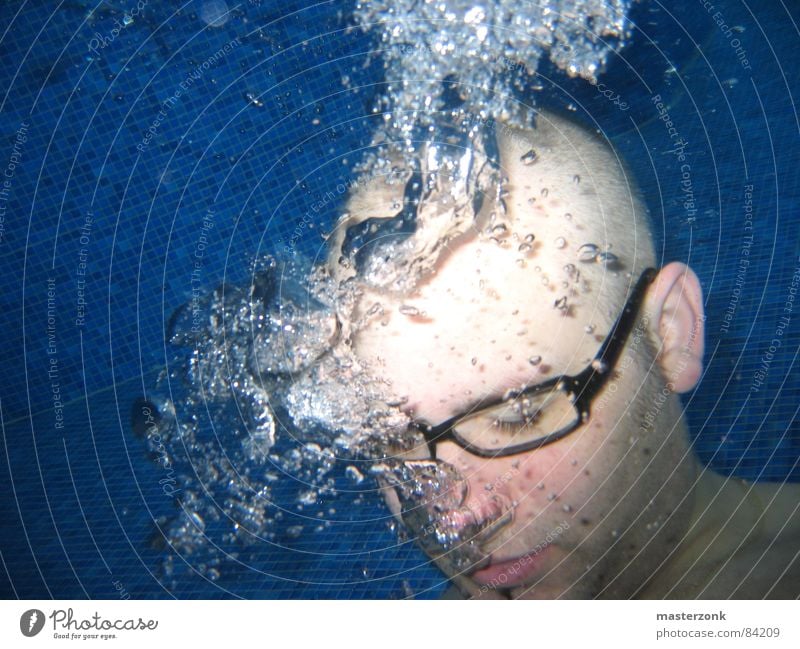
[0,0,798,598]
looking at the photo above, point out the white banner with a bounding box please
[0,600,798,647]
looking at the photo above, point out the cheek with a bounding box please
[500,426,610,522]
[509,448,582,515]
[454,416,625,522]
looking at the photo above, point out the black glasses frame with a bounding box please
[410,267,658,459]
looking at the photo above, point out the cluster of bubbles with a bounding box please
[354,0,632,142]
[143,140,507,583]
[139,0,637,585]
[331,136,501,294]
[370,459,513,575]
[140,254,401,584]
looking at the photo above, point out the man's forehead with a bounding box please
[346,112,654,420]
[352,238,607,421]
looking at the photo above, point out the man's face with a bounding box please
[356,230,692,597]
[349,116,694,598]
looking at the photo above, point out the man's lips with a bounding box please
[470,545,550,588]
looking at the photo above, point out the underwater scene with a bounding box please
[1,0,799,600]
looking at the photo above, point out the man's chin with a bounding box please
[442,574,565,600]
[468,576,580,600]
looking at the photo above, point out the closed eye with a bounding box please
[492,408,542,433]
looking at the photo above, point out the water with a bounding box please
[1,0,798,600]
[148,254,415,584]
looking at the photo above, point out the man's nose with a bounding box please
[431,439,478,475]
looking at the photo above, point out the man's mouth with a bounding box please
[371,459,521,574]
[469,544,551,589]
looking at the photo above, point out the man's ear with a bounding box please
[644,262,705,393]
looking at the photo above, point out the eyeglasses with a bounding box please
[409,267,657,459]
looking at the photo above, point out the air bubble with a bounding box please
[555,236,566,249]
[244,91,264,108]
[286,525,304,539]
[520,149,538,165]
[578,243,599,262]
[541,188,549,198]
[346,466,365,484]
[189,512,206,531]
[596,251,619,267]
[528,355,542,366]
[399,304,421,316]
[200,0,230,27]
[572,174,580,185]
[584,324,595,334]
[298,490,318,506]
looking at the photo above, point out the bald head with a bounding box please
[326,109,705,598]
[339,110,661,420]
[494,111,657,312]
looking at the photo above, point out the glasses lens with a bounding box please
[452,388,578,452]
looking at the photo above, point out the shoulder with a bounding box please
[641,478,800,598]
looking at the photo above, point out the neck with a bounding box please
[640,456,765,597]
[682,462,758,549]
